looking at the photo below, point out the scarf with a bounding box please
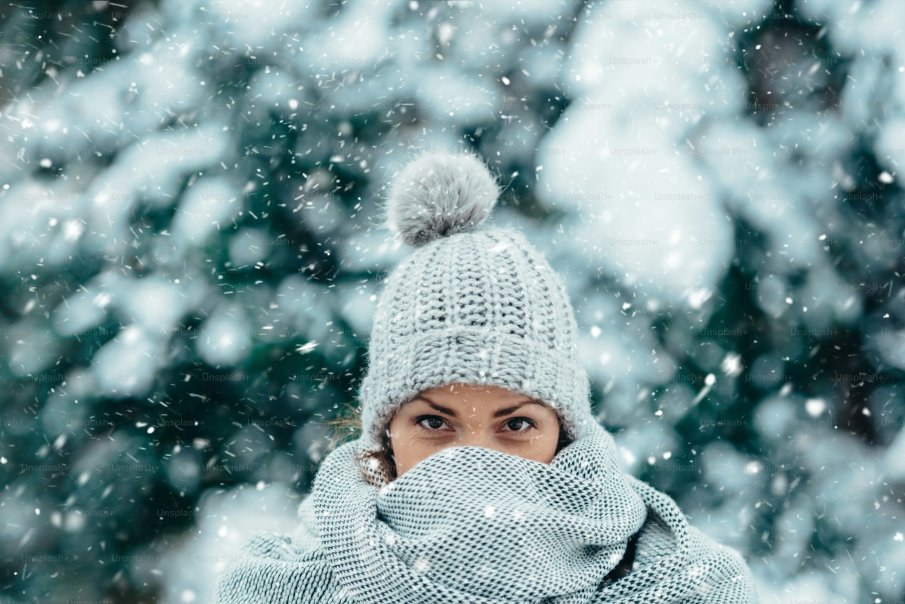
[215,421,758,603]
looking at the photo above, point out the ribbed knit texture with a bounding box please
[358,225,593,452]
[215,421,758,603]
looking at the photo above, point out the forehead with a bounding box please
[420,382,525,400]
[410,384,555,415]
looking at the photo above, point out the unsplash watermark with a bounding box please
[700,418,747,428]
[74,509,113,518]
[653,191,707,201]
[607,236,657,247]
[110,463,157,473]
[649,461,698,472]
[156,508,196,519]
[288,373,345,384]
[692,145,748,158]
[842,190,884,202]
[200,372,246,383]
[158,418,199,428]
[544,145,658,158]
[744,372,785,385]
[607,146,658,157]
[699,234,760,248]
[567,99,615,112]
[789,327,840,337]
[68,418,115,429]
[17,280,69,293]
[699,327,748,337]
[111,552,158,563]
[838,281,896,295]
[16,372,66,383]
[19,552,76,562]
[19,462,68,472]
[605,56,665,66]
[154,147,208,158]
[872,416,905,428]
[246,418,296,428]
[561,190,613,203]
[244,146,295,158]
[206,463,255,473]
[643,9,705,21]
[21,8,130,21]
[82,327,117,337]
[832,371,884,384]
[673,372,708,384]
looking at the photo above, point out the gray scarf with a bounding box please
[216,421,758,603]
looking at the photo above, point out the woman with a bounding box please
[215,151,758,603]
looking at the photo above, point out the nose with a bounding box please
[451,428,499,452]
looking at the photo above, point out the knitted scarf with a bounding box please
[215,421,758,603]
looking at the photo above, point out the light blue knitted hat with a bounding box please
[357,150,594,452]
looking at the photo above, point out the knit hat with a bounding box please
[357,150,594,453]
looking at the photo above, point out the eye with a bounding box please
[502,417,537,433]
[413,415,538,434]
[414,415,451,432]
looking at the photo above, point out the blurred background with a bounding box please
[1,0,904,602]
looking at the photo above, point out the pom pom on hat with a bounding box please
[385,151,500,247]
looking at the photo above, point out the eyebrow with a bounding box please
[414,395,545,418]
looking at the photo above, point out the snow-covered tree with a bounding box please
[0,0,902,602]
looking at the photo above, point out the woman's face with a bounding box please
[387,382,563,477]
